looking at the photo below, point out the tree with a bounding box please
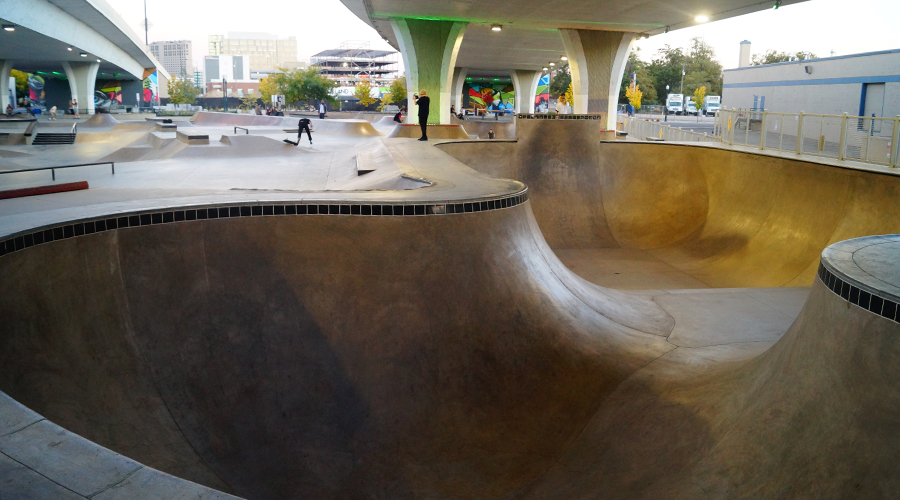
[550,63,570,99]
[752,49,817,65]
[647,37,723,101]
[626,84,643,112]
[240,92,260,110]
[274,67,337,108]
[378,93,392,111]
[693,86,706,120]
[354,79,377,108]
[167,73,200,109]
[258,76,278,105]
[389,77,406,105]
[565,83,574,111]
[619,49,657,105]
[10,70,28,100]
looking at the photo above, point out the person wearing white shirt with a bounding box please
[318,100,327,119]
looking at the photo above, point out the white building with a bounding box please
[209,32,299,72]
[149,40,193,79]
[723,44,900,119]
[204,55,250,83]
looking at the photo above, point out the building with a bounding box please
[208,32,299,72]
[312,41,398,87]
[149,40,193,79]
[205,80,260,97]
[723,43,900,118]
[193,69,203,89]
[203,55,250,83]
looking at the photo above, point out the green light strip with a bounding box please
[372,13,663,28]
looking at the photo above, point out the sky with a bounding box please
[105,0,899,72]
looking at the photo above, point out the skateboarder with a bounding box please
[414,90,430,141]
[297,117,312,145]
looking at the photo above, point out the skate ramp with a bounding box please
[436,119,900,288]
[81,113,119,128]
[97,132,310,163]
[386,123,471,139]
[451,117,516,139]
[308,118,383,137]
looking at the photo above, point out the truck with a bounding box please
[702,95,721,116]
[666,94,684,115]
[684,97,698,116]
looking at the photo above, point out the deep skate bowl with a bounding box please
[436,119,900,288]
[4,119,900,499]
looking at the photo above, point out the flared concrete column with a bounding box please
[391,19,467,125]
[0,60,13,111]
[451,67,468,112]
[61,61,100,115]
[559,29,637,129]
[510,70,542,114]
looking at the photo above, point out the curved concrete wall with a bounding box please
[436,122,900,287]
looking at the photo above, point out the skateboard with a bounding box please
[283,139,299,146]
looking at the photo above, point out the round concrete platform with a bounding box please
[819,234,900,323]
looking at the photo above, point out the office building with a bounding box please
[208,32,299,71]
[149,40,193,79]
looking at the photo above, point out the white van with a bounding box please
[666,94,684,115]
[702,96,721,115]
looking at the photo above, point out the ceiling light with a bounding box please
[695,15,709,22]
[542,67,549,71]
[67,47,73,51]
[96,59,101,63]
[773,0,782,8]
[2,25,14,32]
[80,53,87,57]
[549,62,555,66]
[491,24,502,31]
[560,55,568,61]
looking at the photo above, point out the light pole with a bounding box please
[143,0,148,45]
[680,64,685,94]
[223,77,227,112]
[665,84,669,122]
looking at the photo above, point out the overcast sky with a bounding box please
[107,0,898,71]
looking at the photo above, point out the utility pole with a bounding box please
[223,77,227,112]
[680,63,685,94]
[143,0,148,45]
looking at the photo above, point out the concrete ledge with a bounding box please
[155,123,177,131]
[176,131,209,145]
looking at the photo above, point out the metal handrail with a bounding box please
[0,161,114,181]
[234,126,249,134]
[71,122,77,135]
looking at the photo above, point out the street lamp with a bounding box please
[223,77,227,112]
[665,84,669,121]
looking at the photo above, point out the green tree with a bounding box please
[389,77,407,105]
[354,79,377,108]
[10,69,28,99]
[550,62,570,99]
[647,37,723,101]
[240,92,260,110]
[619,49,658,105]
[258,76,278,105]
[274,67,337,108]
[167,73,200,109]
[751,49,817,65]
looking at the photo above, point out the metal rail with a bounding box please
[0,161,115,181]
[234,126,249,134]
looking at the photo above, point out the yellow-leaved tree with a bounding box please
[626,84,643,112]
[693,85,707,120]
[354,79,378,108]
[565,83,574,112]
[258,76,279,105]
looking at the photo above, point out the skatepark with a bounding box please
[1,108,900,499]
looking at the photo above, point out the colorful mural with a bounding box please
[142,71,158,105]
[96,81,122,109]
[27,74,46,111]
[467,82,514,114]
[534,74,550,113]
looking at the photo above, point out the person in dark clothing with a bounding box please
[488,129,495,139]
[297,117,312,145]
[414,90,430,141]
[318,100,327,119]
[393,110,402,123]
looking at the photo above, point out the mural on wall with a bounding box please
[27,74,46,111]
[467,82,514,114]
[535,74,550,113]
[97,81,122,108]
[142,71,158,105]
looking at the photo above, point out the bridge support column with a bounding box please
[510,70,542,115]
[559,29,637,129]
[62,61,100,115]
[0,60,13,111]
[390,19,467,125]
[451,67,468,115]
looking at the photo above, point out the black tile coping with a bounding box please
[0,190,529,259]
[817,261,900,324]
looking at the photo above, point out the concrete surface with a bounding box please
[386,123,471,139]
[2,114,900,500]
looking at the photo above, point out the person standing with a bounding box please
[414,90,430,141]
[555,95,567,115]
[488,128,495,140]
[318,99,327,119]
[72,98,80,119]
[297,117,312,145]
[48,105,58,121]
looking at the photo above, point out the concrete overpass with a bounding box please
[341,0,809,128]
[0,0,166,114]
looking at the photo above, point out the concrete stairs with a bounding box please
[32,132,76,145]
